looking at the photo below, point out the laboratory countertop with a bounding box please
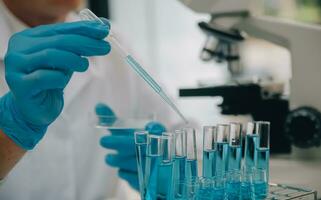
[270,156,321,198]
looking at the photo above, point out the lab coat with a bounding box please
[0,3,172,200]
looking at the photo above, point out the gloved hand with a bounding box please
[0,21,111,150]
[96,104,166,191]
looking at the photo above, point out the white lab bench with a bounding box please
[270,155,321,198]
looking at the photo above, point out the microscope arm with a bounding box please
[235,16,321,110]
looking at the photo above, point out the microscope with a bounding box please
[178,0,321,156]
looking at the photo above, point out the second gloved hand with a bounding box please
[0,21,111,150]
[97,104,166,191]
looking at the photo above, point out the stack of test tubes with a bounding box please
[134,121,270,200]
[135,128,198,200]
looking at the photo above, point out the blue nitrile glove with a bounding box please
[0,21,111,150]
[96,104,166,191]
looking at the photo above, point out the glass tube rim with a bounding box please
[203,125,216,151]
[216,123,230,143]
[134,131,149,144]
[229,122,242,146]
[184,127,197,160]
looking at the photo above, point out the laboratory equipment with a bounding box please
[268,183,317,200]
[79,9,188,124]
[145,135,162,200]
[228,123,243,171]
[226,170,241,200]
[244,122,259,171]
[145,134,175,200]
[215,124,229,176]
[184,177,200,199]
[198,176,226,200]
[136,124,317,199]
[202,126,217,178]
[158,134,175,200]
[135,131,149,199]
[184,127,198,179]
[255,121,270,181]
[164,129,187,199]
[252,169,268,200]
[196,177,222,200]
[241,169,254,200]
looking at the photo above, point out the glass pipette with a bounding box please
[79,9,188,124]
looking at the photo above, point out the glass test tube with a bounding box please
[145,135,162,200]
[226,170,241,200]
[184,127,198,179]
[157,134,175,200]
[244,122,259,171]
[228,123,243,171]
[252,168,268,200]
[164,130,187,199]
[241,169,254,200]
[202,126,217,178]
[197,176,226,200]
[135,131,149,199]
[255,121,270,181]
[215,124,230,176]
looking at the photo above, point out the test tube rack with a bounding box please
[267,183,317,200]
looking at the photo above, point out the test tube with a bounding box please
[145,135,162,200]
[243,122,259,171]
[135,131,149,199]
[176,129,188,198]
[158,134,175,200]
[202,126,217,178]
[252,168,268,200]
[255,121,270,181]
[226,170,241,200]
[228,123,243,171]
[184,127,198,179]
[164,130,187,199]
[215,124,230,176]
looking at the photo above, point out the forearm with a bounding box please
[0,129,26,179]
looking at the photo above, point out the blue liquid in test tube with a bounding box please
[174,155,187,198]
[228,123,243,172]
[156,161,174,200]
[135,131,149,199]
[215,142,229,176]
[244,122,259,171]
[184,127,198,179]
[186,159,198,178]
[145,134,175,200]
[255,148,270,176]
[164,130,187,199]
[202,150,216,178]
[202,126,216,178]
[228,145,242,171]
[214,124,230,176]
[145,154,162,200]
[244,134,259,170]
[253,122,270,199]
[255,121,270,181]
